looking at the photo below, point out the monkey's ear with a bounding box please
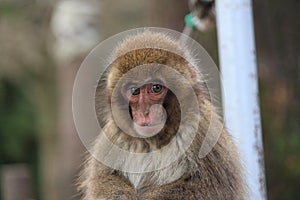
[180,61,201,87]
[187,63,199,82]
[106,63,121,93]
[186,63,211,101]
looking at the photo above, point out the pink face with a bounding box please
[123,82,168,137]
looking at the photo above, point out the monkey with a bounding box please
[189,0,216,32]
[78,31,246,199]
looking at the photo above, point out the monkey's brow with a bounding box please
[123,79,165,88]
[147,79,165,85]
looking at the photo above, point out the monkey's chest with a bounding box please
[123,160,188,190]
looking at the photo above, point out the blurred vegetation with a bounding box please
[0,77,37,163]
[0,0,299,200]
[0,1,55,199]
[254,0,300,199]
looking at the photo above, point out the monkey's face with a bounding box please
[109,64,174,138]
[106,48,200,141]
[122,81,168,137]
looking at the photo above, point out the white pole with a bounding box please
[215,1,267,199]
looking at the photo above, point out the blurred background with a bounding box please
[0,0,299,199]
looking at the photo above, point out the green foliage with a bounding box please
[260,80,300,199]
[0,78,37,164]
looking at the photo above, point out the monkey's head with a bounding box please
[97,32,205,147]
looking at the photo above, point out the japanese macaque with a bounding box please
[189,0,216,31]
[79,31,246,199]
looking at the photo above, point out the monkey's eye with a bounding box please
[130,87,140,95]
[151,84,163,93]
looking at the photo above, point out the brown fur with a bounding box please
[79,32,246,199]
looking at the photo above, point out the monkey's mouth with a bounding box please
[133,122,164,137]
[141,123,160,127]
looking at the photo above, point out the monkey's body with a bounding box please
[79,32,246,199]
